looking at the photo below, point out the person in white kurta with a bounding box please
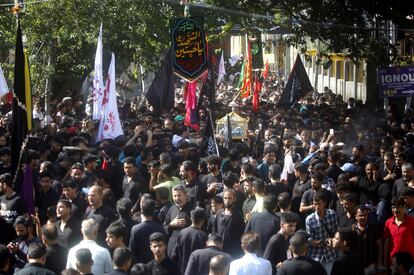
[228,232,272,275]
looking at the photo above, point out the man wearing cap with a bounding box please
[14,244,55,275]
[276,231,327,275]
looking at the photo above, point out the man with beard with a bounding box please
[384,196,414,267]
[123,157,147,205]
[351,144,368,176]
[358,163,381,205]
[393,163,414,198]
[212,189,245,258]
[179,161,207,208]
[0,173,26,244]
[83,155,99,187]
[203,155,223,197]
[55,199,82,249]
[7,216,42,271]
[36,171,59,225]
[163,184,192,259]
[85,185,117,247]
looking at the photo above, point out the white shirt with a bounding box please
[66,239,112,274]
[229,253,272,275]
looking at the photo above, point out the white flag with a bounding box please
[92,23,104,121]
[97,53,124,142]
[217,51,226,85]
[0,65,9,97]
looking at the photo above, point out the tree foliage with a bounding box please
[204,0,414,65]
[0,0,179,96]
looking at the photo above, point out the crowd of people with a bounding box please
[0,75,413,275]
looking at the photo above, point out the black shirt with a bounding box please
[212,209,245,258]
[182,178,207,208]
[184,246,231,275]
[242,194,256,216]
[263,232,289,274]
[85,204,117,247]
[45,243,68,274]
[55,216,82,249]
[0,193,26,244]
[36,187,59,224]
[70,194,88,222]
[331,251,363,275]
[129,220,164,264]
[123,173,147,204]
[14,263,55,275]
[146,257,181,275]
[277,256,327,275]
[175,226,207,273]
[357,177,380,205]
[245,210,280,253]
[163,203,192,258]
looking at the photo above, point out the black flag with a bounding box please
[146,48,175,111]
[277,54,313,107]
[11,21,32,180]
[203,110,219,156]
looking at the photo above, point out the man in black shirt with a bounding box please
[130,199,164,263]
[106,221,129,251]
[245,195,280,253]
[163,184,192,259]
[184,234,231,275]
[203,155,223,197]
[36,171,59,225]
[55,199,82,249]
[61,180,88,222]
[108,247,133,275]
[41,223,68,274]
[331,229,362,275]
[212,189,245,258]
[264,212,298,274]
[0,173,26,244]
[147,232,180,275]
[179,161,207,208]
[277,231,327,275]
[267,164,290,198]
[338,193,358,230]
[85,185,117,247]
[123,157,147,204]
[175,207,207,273]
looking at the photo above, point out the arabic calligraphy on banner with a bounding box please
[171,17,207,81]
